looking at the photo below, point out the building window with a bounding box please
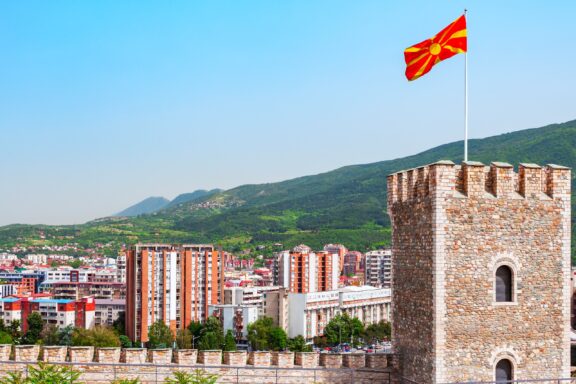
[495,358,513,382]
[495,265,513,302]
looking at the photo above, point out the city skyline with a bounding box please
[2,1,575,226]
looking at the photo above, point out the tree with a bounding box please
[288,335,311,352]
[148,320,174,349]
[0,330,12,345]
[247,317,287,351]
[72,326,120,347]
[68,259,83,269]
[8,320,21,344]
[223,330,237,352]
[323,313,364,346]
[187,321,203,338]
[22,313,43,345]
[197,317,223,351]
[112,312,126,336]
[268,327,287,351]
[119,335,133,348]
[175,329,192,350]
[40,324,60,346]
[312,335,328,349]
[58,325,75,346]
[362,320,391,344]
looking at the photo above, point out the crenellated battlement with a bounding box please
[387,160,570,206]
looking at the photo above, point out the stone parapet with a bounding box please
[365,353,388,369]
[295,352,318,368]
[148,349,172,364]
[0,346,403,375]
[69,346,94,363]
[320,353,342,368]
[0,345,11,361]
[387,161,571,206]
[198,350,221,365]
[248,351,271,367]
[14,345,39,362]
[174,349,197,365]
[122,348,147,364]
[272,351,294,368]
[223,351,247,366]
[96,347,121,363]
[42,346,67,362]
[342,353,365,368]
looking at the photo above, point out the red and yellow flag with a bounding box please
[404,15,467,81]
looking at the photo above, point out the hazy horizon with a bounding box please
[2,1,575,226]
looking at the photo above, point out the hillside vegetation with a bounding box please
[1,119,575,260]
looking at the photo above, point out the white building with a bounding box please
[0,284,17,298]
[224,286,282,317]
[116,254,126,283]
[208,304,259,340]
[287,286,391,339]
[364,249,392,288]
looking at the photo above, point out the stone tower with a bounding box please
[387,161,571,383]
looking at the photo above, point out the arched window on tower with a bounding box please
[495,358,513,382]
[495,265,513,302]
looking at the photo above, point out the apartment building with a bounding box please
[94,299,125,327]
[116,254,127,283]
[287,286,391,339]
[0,297,95,330]
[342,251,364,276]
[208,304,258,340]
[224,286,283,317]
[275,245,340,293]
[364,249,392,289]
[0,272,46,294]
[125,244,224,343]
[263,287,289,330]
[52,281,125,300]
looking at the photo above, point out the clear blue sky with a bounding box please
[1,1,575,226]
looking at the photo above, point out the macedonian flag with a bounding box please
[404,15,467,81]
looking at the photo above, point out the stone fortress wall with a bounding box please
[388,161,571,383]
[0,344,400,384]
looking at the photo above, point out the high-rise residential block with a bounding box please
[364,249,391,288]
[125,244,223,343]
[275,245,340,293]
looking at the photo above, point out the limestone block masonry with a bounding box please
[42,346,67,362]
[223,351,247,366]
[387,161,571,383]
[272,351,294,367]
[0,347,401,384]
[248,351,272,367]
[69,346,94,363]
[14,345,39,362]
[174,349,197,365]
[0,345,11,361]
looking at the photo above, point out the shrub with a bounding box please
[72,326,120,347]
[164,370,218,384]
[0,363,83,384]
[111,379,141,384]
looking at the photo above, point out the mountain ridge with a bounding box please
[1,118,575,260]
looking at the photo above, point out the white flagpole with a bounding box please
[464,9,468,162]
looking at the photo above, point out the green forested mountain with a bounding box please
[114,197,170,217]
[1,119,575,258]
